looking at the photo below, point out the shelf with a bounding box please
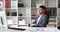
[48,7,57,8]
[18,7,26,9]
[18,2,23,4]
[5,8,11,9]
[48,22,57,25]
[18,24,28,26]
[5,8,17,12]
[18,16,31,17]
[6,16,17,17]
[31,8,37,9]
[18,16,26,17]
[5,10,17,12]
[5,8,17,10]
[5,8,17,9]
[31,16,37,17]
[49,16,56,18]
[49,17,56,20]
[31,7,36,9]
[11,0,17,1]
[49,20,56,22]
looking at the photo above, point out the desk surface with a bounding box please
[0,27,60,32]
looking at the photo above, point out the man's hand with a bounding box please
[30,24,36,27]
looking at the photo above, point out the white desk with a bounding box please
[0,27,60,32]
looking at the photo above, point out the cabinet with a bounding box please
[5,0,31,27]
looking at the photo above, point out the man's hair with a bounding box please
[39,5,46,9]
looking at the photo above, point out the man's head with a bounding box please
[39,5,46,14]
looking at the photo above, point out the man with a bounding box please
[31,5,49,27]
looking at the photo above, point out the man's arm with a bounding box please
[33,16,39,24]
[36,15,48,27]
[31,17,38,27]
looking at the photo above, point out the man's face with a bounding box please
[39,8,45,14]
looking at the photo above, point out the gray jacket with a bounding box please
[33,14,49,27]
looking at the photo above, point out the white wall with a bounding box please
[33,0,43,4]
[45,0,57,7]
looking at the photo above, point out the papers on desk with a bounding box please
[19,19,25,25]
[7,19,13,24]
